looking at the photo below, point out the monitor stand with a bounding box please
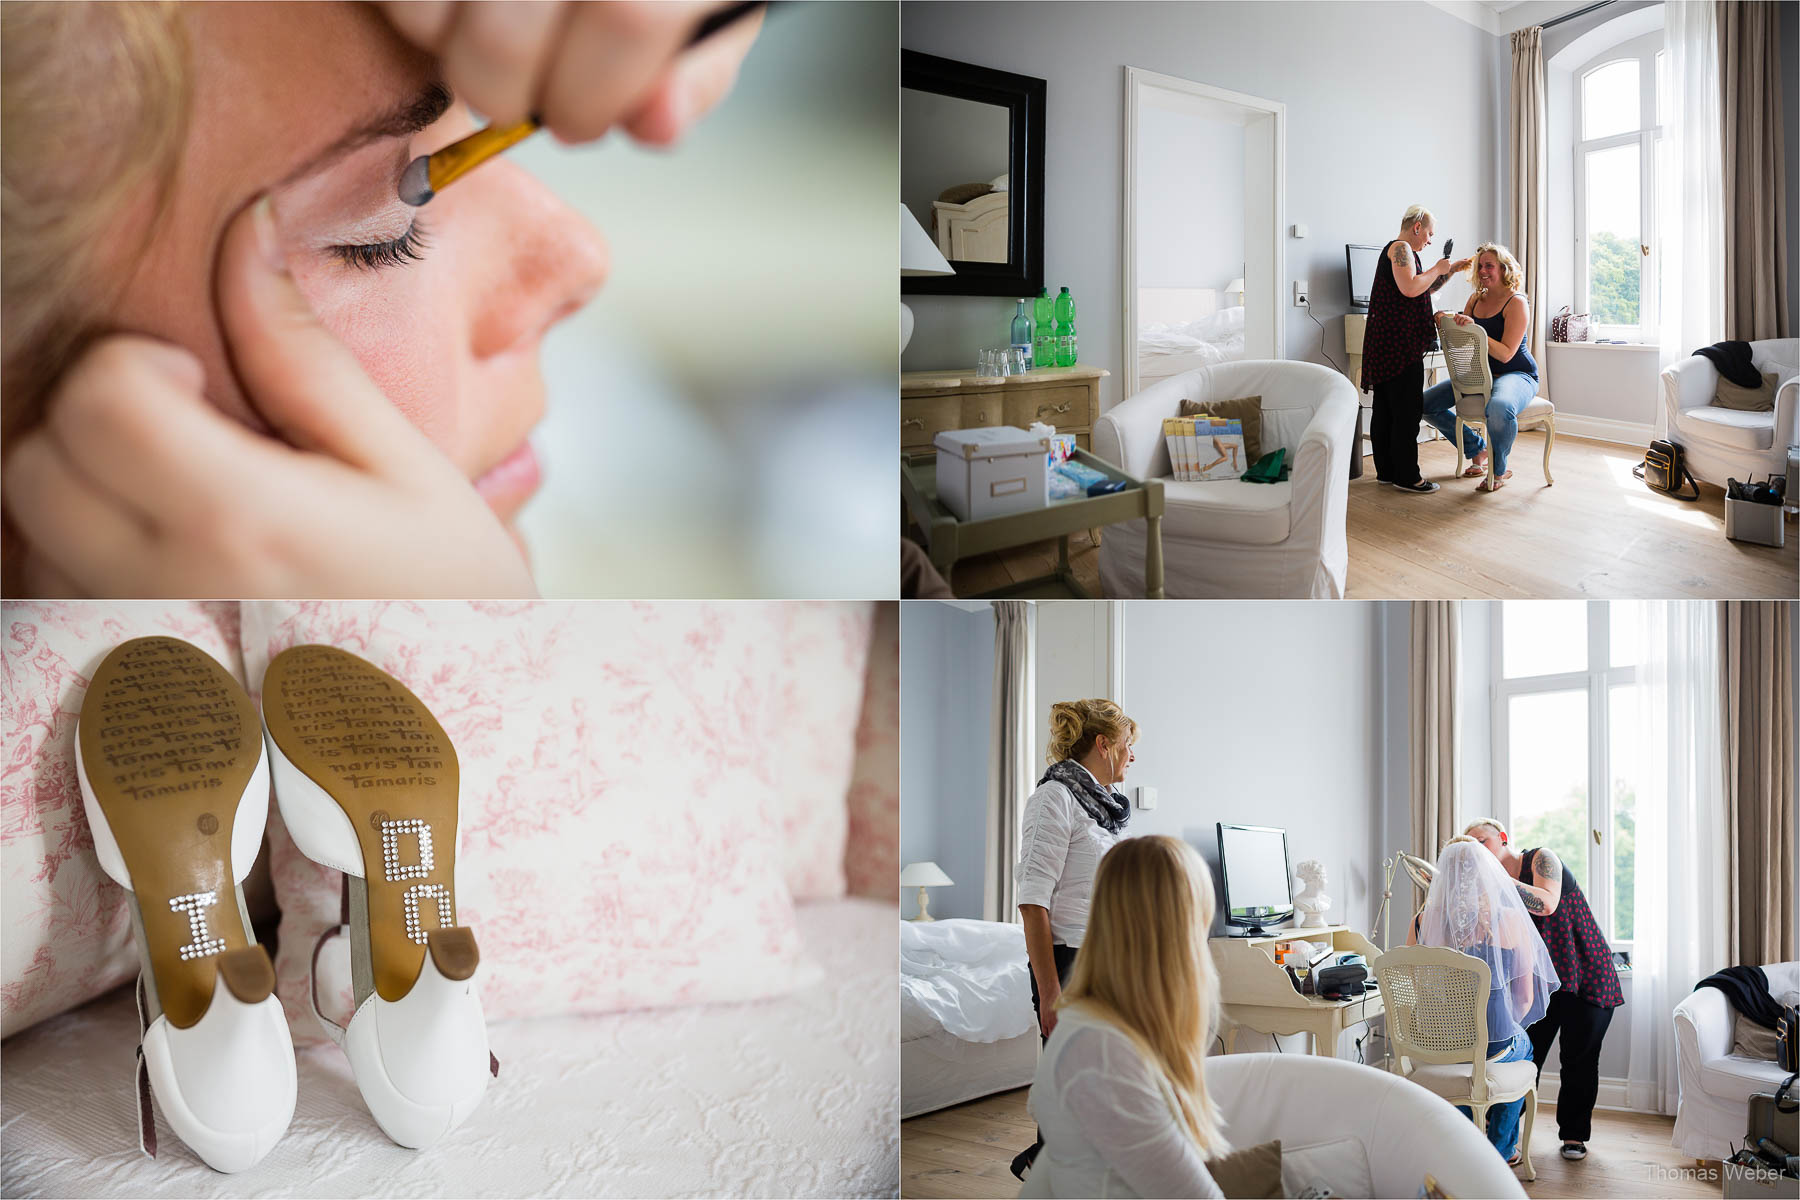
[1227,922,1274,938]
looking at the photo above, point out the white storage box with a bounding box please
[934,427,1050,522]
[1725,495,1785,548]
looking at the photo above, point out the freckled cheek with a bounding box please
[295,269,467,458]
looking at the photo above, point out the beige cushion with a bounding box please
[1180,394,1265,463]
[1408,1057,1538,1102]
[1677,405,1777,450]
[1712,371,1778,412]
[1159,479,1292,546]
[1733,989,1800,1061]
[1206,1138,1282,1199]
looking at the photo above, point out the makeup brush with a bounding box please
[399,0,767,207]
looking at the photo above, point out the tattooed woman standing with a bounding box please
[1466,817,1623,1162]
[1360,205,1471,493]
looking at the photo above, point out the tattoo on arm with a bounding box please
[1517,884,1547,914]
[1388,242,1411,268]
[1534,848,1563,900]
[1429,273,1450,293]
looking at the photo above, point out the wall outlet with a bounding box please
[1294,280,1309,307]
[1136,785,1157,810]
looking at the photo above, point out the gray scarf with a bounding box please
[1038,759,1130,834]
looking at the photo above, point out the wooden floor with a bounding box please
[902,1085,1723,1200]
[942,435,1796,600]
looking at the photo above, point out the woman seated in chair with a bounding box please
[1421,243,1541,492]
[1408,837,1559,1165]
[1021,836,1230,1198]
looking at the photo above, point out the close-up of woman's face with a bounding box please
[1476,251,1503,290]
[108,2,607,527]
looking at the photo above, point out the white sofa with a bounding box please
[1204,1053,1527,1198]
[1661,339,1799,487]
[1672,960,1800,1161]
[1094,360,1359,599]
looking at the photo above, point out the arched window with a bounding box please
[1575,34,1664,340]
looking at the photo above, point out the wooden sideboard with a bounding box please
[900,364,1108,454]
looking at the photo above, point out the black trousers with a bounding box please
[1369,358,1426,486]
[1528,990,1615,1143]
[1012,942,1080,1177]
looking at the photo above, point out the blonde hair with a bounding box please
[1046,699,1137,765]
[1,2,192,441]
[1466,817,1509,839]
[1465,242,1526,293]
[1059,836,1229,1157]
[1445,833,1479,847]
[1399,205,1435,233]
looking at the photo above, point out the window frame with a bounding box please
[1572,38,1664,343]
[1491,602,1637,952]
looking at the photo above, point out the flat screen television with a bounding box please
[1346,243,1384,311]
[1217,822,1293,936]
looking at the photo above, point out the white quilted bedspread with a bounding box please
[1,900,898,1198]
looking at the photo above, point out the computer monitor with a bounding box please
[1216,822,1293,936]
[1346,243,1383,311]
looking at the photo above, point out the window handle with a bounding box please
[1593,828,1603,845]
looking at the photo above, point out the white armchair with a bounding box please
[1672,960,1800,1161]
[1660,339,1799,487]
[1093,361,1358,598]
[1203,1053,1527,1199]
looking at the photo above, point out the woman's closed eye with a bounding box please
[331,217,430,271]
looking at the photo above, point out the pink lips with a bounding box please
[474,440,541,516]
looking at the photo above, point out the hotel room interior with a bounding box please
[898,598,1796,1199]
[899,0,1797,600]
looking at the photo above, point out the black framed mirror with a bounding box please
[901,50,1045,297]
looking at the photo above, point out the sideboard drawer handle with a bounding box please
[975,411,987,422]
[902,417,924,429]
[1037,402,1072,417]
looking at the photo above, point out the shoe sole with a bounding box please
[79,638,272,1028]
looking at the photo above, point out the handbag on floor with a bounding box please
[1634,439,1701,500]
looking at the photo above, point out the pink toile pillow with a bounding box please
[238,601,869,1045]
[1,602,244,1038]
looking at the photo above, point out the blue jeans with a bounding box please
[1457,1029,1534,1159]
[1422,372,1539,477]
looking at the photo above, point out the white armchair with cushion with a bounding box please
[1202,1053,1527,1199]
[1660,339,1799,487]
[1093,360,1358,598]
[1672,960,1800,1161]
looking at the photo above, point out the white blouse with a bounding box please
[1021,1006,1225,1199]
[1015,766,1121,947]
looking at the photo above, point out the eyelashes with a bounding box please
[330,218,431,271]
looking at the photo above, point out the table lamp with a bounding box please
[901,203,954,352]
[900,860,954,922]
[1227,277,1246,307]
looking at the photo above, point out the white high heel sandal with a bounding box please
[260,644,493,1150]
[77,637,296,1173]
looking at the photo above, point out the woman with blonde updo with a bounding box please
[1010,698,1137,1180]
[1020,836,1230,1198]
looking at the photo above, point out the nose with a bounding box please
[462,161,609,360]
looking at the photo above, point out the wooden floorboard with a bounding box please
[902,1085,1725,1199]
[932,435,1796,600]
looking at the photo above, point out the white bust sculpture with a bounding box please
[1293,859,1332,928]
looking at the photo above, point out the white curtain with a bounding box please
[1657,0,1726,429]
[986,602,1035,923]
[1627,601,1729,1116]
[1409,601,1460,863]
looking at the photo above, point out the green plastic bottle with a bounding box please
[1032,288,1055,370]
[1054,286,1078,367]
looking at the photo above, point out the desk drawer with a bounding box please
[901,395,962,448]
[1006,385,1091,430]
[959,391,1006,428]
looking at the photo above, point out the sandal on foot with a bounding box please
[261,645,492,1150]
[78,637,295,1172]
[1461,461,1488,478]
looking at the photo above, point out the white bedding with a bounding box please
[1,900,898,1199]
[1138,307,1247,383]
[900,919,1033,1044]
[901,1029,1037,1119]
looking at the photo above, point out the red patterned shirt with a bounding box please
[1520,846,1623,1009]
[1360,239,1440,391]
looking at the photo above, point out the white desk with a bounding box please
[1343,314,1447,457]
[1210,925,1384,1058]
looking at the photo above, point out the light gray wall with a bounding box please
[900,2,1501,409]
[900,602,993,921]
[1136,107,1245,291]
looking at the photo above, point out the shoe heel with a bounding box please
[79,637,294,1173]
[262,644,490,1148]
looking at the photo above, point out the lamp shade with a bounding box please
[901,204,953,277]
[1227,277,1246,301]
[900,860,954,887]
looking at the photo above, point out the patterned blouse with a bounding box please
[1360,239,1440,391]
[1520,846,1623,1009]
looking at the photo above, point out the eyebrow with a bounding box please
[276,79,454,187]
